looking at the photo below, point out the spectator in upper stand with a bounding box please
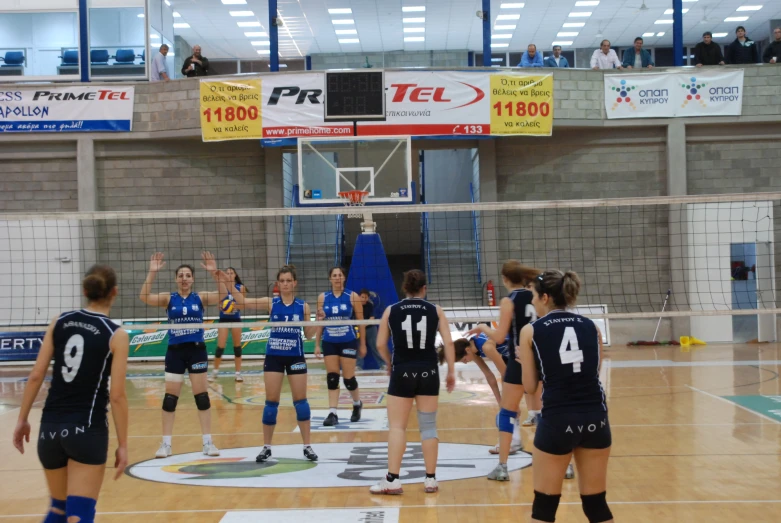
[182,45,210,77]
[150,44,170,82]
[694,32,725,67]
[763,27,781,64]
[725,25,759,64]
[590,40,623,70]
[543,45,570,68]
[622,37,654,69]
[519,44,543,67]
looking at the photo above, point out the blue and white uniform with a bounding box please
[469,332,510,359]
[321,289,358,358]
[165,292,208,375]
[264,296,307,375]
[219,282,243,322]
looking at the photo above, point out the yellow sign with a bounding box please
[199,79,262,142]
[489,75,553,136]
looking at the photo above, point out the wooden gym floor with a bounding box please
[1,343,781,522]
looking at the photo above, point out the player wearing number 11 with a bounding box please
[518,270,613,523]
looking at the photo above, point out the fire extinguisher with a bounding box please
[486,280,496,306]
[272,282,280,297]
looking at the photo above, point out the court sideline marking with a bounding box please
[686,385,781,424]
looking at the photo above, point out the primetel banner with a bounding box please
[604,69,743,119]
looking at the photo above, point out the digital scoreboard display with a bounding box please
[324,71,386,121]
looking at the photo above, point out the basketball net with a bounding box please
[338,190,376,233]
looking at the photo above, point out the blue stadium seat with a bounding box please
[0,51,25,67]
[114,49,136,65]
[138,49,145,64]
[60,50,79,65]
[90,49,110,65]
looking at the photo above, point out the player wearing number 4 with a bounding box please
[518,270,613,523]
[13,265,129,523]
[140,252,225,459]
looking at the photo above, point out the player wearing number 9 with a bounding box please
[518,270,613,523]
[13,265,130,523]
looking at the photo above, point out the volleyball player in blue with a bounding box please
[518,270,613,523]
[210,267,247,383]
[140,252,224,459]
[229,265,319,462]
[315,267,366,426]
[441,333,509,403]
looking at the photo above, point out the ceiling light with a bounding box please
[335,29,357,35]
[328,8,352,14]
[251,41,270,45]
[164,0,170,6]
[491,58,504,62]
[557,31,579,37]
[150,34,160,39]
[712,32,728,37]
[492,34,513,39]
[563,22,586,27]
[736,5,762,11]
[642,32,655,37]
[173,12,181,18]
[332,19,355,24]
[137,13,144,18]
[244,31,266,37]
[403,17,425,23]
[656,32,665,36]
[257,50,270,54]
[724,16,749,21]
[404,27,425,32]
[491,43,509,48]
[500,3,525,7]
[404,36,425,42]
[496,14,521,20]
[663,8,689,14]
[237,21,261,27]
[655,19,674,24]
[551,41,573,46]
[230,11,254,16]
[568,12,592,17]
[221,0,247,4]
[173,23,190,28]
[682,0,697,2]
[402,6,426,12]
[339,38,360,43]
[494,24,516,30]
[575,0,599,5]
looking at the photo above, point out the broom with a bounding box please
[627,289,680,346]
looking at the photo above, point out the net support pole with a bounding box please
[666,121,690,339]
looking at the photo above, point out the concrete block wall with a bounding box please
[0,142,78,212]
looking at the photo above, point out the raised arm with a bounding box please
[467,296,513,344]
[436,305,456,393]
[198,251,223,306]
[376,306,392,370]
[302,302,318,340]
[231,287,272,312]
[108,328,129,479]
[352,292,366,357]
[139,252,171,308]
[519,324,540,394]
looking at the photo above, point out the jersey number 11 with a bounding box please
[401,315,426,349]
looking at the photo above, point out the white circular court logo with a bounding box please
[127,442,531,488]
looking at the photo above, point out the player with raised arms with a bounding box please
[13,265,129,523]
[209,267,247,383]
[518,270,613,523]
[140,252,223,459]
[315,266,366,426]
[370,270,456,495]
[229,264,319,463]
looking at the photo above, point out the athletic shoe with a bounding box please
[565,463,575,479]
[208,369,218,382]
[155,442,172,459]
[323,412,339,426]
[255,446,272,463]
[235,372,244,382]
[351,401,363,422]
[303,446,318,461]
[203,443,220,456]
[488,441,524,455]
[369,477,403,495]
[424,477,439,493]
[487,463,509,481]
[522,412,538,426]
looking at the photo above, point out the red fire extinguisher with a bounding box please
[486,280,496,306]
[272,282,280,297]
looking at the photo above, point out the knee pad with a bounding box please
[194,392,211,411]
[66,496,96,523]
[497,408,517,434]
[162,393,179,413]
[262,401,279,426]
[294,399,311,421]
[343,376,358,391]
[532,491,561,523]
[233,346,242,358]
[327,372,340,390]
[417,410,437,441]
[44,498,66,523]
[581,492,613,523]
[215,347,225,359]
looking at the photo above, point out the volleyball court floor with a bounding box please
[1,343,780,522]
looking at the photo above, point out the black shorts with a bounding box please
[38,421,109,469]
[322,340,358,359]
[218,316,241,323]
[165,342,208,375]
[264,354,307,375]
[534,412,612,455]
[388,362,440,398]
[503,356,523,385]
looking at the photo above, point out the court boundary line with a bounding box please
[686,385,781,424]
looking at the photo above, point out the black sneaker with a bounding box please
[350,401,363,422]
[323,412,339,426]
[255,446,271,463]
[303,446,318,461]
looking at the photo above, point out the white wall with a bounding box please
[0,12,77,76]
[89,7,144,50]
[0,0,78,9]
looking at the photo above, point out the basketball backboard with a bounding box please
[297,136,412,205]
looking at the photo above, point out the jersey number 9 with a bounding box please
[62,334,85,383]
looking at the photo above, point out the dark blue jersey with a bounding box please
[509,288,536,347]
[267,297,305,356]
[42,310,120,427]
[167,292,204,345]
[322,289,356,343]
[388,298,439,366]
[219,283,244,320]
[531,310,606,416]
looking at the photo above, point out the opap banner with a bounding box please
[605,69,744,119]
[200,79,262,141]
[0,86,134,133]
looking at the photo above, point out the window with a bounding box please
[89,7,147,79]
[0,12,79,78]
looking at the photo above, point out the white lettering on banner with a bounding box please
[0,86,134,133]
[0,336,44,350]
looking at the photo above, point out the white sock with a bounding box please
[264,445,271,450]
[202,434,212,445]
[162,435,172,446]
[353,400,362,407]
[330,407,338,415]
[530,410,540,416]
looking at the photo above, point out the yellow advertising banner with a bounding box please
[199,79,262,142]
[489,75,553,136]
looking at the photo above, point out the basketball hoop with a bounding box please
[338,190,369,219]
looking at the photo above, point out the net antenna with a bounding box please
[338,189,375,232]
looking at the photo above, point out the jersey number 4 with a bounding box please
[559,326,584,373]
[401,315,427,349]
[62,334,85,383]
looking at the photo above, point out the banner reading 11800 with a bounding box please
[200,79,262,142]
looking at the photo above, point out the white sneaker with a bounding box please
[522,412,538,426]
[203,443,220,456]
[424,477,438,493]
[369,477,403,495]
[208,370,218,382]
[565,463,575,479]
[235,372,243,382]
[155,442,172,459]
